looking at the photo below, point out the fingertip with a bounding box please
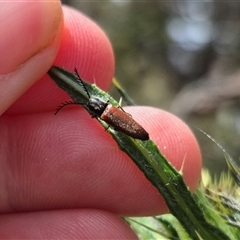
[54,6,115,90]
[0,0,63,115]
[0,0,63,74]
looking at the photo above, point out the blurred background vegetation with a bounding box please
[63,1,240,176]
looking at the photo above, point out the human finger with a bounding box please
[0,107,201,215]
[0,0,63,115]
[0,209,137,239]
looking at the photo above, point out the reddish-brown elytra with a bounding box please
[61,69,149,141]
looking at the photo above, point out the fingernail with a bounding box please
[0,1,63,74]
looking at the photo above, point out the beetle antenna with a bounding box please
[55,100,80,115]
[74,68,90,99]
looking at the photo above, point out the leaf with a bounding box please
[48,66,230,240]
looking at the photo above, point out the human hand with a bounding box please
[0,1,202,239]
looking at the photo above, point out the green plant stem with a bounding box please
[48,66,230,240]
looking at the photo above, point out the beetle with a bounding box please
[56,68,149,141]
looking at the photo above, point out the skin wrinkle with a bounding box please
[23,4,63,66]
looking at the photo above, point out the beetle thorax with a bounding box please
[87,98,108,117]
